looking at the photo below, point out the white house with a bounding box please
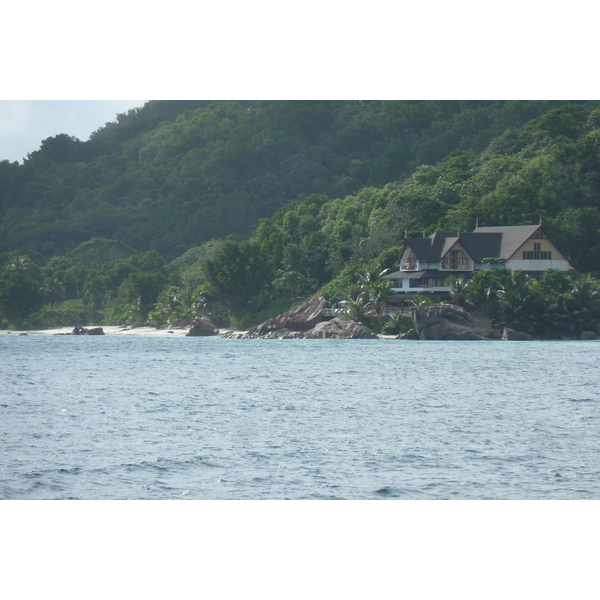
[384,224,573,299]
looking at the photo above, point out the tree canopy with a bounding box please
[2,100,600,331]
[1,100,584,259]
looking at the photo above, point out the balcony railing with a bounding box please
[440,264,470,270]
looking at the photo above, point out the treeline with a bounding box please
[0,100,581,259]
[2,101,600,330]
[446,269,600,338]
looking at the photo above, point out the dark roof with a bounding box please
[404,225,544,263]
[385,269,449,280]
[472,225,541,258]
[404,237,436,262]
[404,232,458,262]
[384,270,403,279]
[427,232,456,262]
[459,232,503,261]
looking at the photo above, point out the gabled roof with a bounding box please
[404,237,439,262]
[458,232,503,261]
[440,236,460,258]
[405,232,459,262]
[403,225,545,264]
[472,225,541,259]
[427,232,457,262]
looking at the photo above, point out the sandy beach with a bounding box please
[2,325,194,336]
[2,326,395,339]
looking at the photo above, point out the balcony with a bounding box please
[440,264,470,270]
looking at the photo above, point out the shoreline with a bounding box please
[2,325,193,336]
[2,325,399,339]
[3,325,595,341]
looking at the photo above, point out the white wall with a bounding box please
[506,259,570,271]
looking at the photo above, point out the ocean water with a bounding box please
[1,334,599,500]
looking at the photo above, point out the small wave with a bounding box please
[25,465,86,478]
[58,466,82,475]
[118,455,224,473]
[374,486,411,498]
[247,451,270,460]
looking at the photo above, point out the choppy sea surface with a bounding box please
[1,335,599,500]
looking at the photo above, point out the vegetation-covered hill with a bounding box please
[1,100,600,332]
[0,100,582,259]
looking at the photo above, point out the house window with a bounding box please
[532,232,544,239]
[403,251,417,270]
[523,250,552,260]
[409,278,424,288]
[442,250,469,270]
[534,243,541,252]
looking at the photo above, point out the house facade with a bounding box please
[385,224,573,300]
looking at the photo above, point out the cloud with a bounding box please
[0,100,146,163]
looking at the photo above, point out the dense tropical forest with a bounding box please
[1,100,600,334]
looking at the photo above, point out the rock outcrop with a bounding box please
[412,304,489,340]
[396,328,420,340]
[223,298,376,340]
[261,328,302,339]
[502,328,533,341]
[248,296,327,337]
[186,316,219,336]
[282,296,327,331]
[71,326,105,335]
[86,327,105,335]
[301,316,377,339]
[470,312,493,338]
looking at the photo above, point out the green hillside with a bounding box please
[2,100,600,331]
[0,100,580,259]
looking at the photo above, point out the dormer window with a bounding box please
[441,249,470,270]
[403,250,418,270]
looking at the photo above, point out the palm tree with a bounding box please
[446,276,470,308]
[496,270,544,333]
[557,274,600,335]
[411,294,436,308]
[465,274,502,321]
[357,266,391,291]
[347,265,392,329]
[346,291,369,324]
[365,278,393,327]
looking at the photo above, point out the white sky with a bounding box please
[2,2,598,165]
[0,100,147,163]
